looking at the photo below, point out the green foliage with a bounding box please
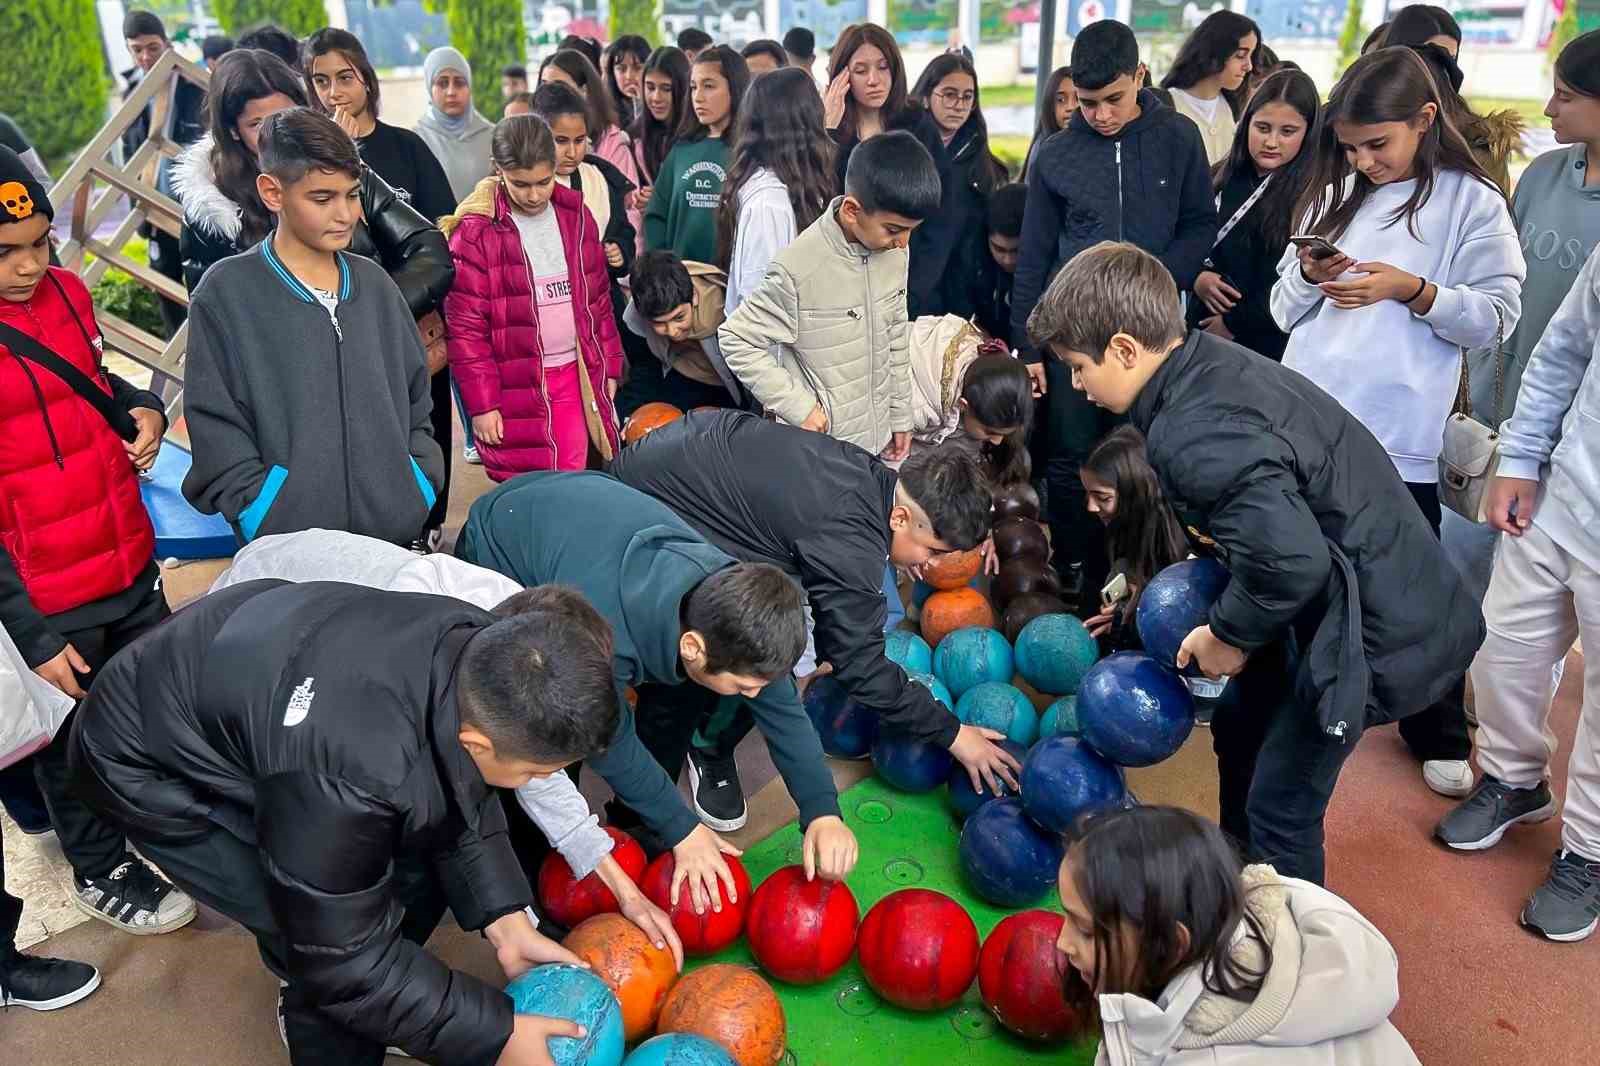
[212,0,330,36]
[609,0,660,45]
[0,0,107,169]
[1547,2,1580,68]
[1335,0,1366,78]
[88,238,165,339]
[426,0,527,119]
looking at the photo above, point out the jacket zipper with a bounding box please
[862,249,877,448]
[327,305,351,529]
[1115,141,1126,241]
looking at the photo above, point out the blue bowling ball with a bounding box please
[803,674,879,759]
[933,627,1016,699]
[1038,696,1081,741]
[885,629,934,675]
[955,682,1038,746]
[505,964,625,1066]
[1136,557,1230,675]
[1020,736,1125,833]
[958,797,1067,908]
[872,731,955,792]
[946,738,1027,819]
[907,670,955,710]
[1077,652,1197,767]
[1013,614,1099,695]
[624,1033,737,1066]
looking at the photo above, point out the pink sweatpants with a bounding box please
[544,360,589,471]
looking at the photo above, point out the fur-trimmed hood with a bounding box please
[171,134,243,243]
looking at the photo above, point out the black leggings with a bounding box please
[1394,482,1473,761]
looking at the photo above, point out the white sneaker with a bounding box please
[1423,759,1475,798]
[72,858,196,935]
[463,444,481,465]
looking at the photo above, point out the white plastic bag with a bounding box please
[1,622,74,770]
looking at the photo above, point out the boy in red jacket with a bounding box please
[0,149,195,1002]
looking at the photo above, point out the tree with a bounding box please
[213,0,331,36]
[427,0,526,119]
[1547,0,1579,68]
[609,0,661,45]
[1335,0,1365,78]
[0,0,106,171]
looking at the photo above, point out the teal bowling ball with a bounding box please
[1038,696,1081,741]
[624,1033,737,1066]
[1013,614,1099,695]
[885,629,934,675]
[504,964,625,1066]
[934,626,1016,699]
[908,670,955,710]
[955,682,1039,746]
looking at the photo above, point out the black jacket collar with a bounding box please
[1129,332,1203,435]
[426,624,491,831]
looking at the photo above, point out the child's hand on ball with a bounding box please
[802,816,859,881]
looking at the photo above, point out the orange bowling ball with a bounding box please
[562,913,678,1041]
[920,547,983,590]
[623,402,684,444]
[657,964,786,1066]
[922,587,996,649]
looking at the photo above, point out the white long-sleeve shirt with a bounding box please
[724,167,796,316]
[1271,170,1525,482]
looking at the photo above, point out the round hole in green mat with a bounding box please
[882,857,925,885]
[780,1050,798,1066]
[856,799,893,823]
[835,979,880,1017]
[950,1005,998,1041]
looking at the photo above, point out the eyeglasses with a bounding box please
[934,89,976,107]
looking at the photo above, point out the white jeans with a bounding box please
[1471,523,1600,860]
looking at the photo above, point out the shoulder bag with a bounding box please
[1437,304,1506,523]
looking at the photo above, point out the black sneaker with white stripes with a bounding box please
[686,749,748,832]
[0,947,100,1011]
[72,857,196,935]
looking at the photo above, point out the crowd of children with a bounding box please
[3,7,1600,1065]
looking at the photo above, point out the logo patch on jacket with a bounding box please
[283,677,316,727]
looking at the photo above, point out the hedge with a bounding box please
[213,0,331,37]
[0,0,107,171]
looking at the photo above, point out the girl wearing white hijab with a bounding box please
[414,46,494,202]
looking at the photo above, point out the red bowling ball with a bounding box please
[745,865,859,985]
[537,826,647,928]
[978,910,1089,1042]
[640,852,753,956]
[857,889,979,1011]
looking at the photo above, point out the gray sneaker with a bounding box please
[1434,775,1556,851]
[1521,850,1600,942]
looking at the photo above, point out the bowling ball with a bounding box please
[1002,592,1072,644]
[505,964,626,1066]
[907,670,955,710]
[857,888,979,1011]
[921,546,984,590]
[922,587,995,649]
[933,626,1015,699]
[884,629,933,675]
[1021,736,1125,833]
[992,481,1041,522]
[990,517,1050,565]
[746,865,859,984]
[1077,652,1196,767]
[990,560,1063,612]
[958,797,1066,908]
[538,826,648,928]
[954,682,1039,746]
[946,738,1027,819]
[562,914,678,1041]
[1136,558,1231,675]
[1038,696,1081,741]
[1013,614,1099,695]
[979,911,1089,1043]
[657,964,786,1066]
[622,402,684,444]
[802,674,878,759]
[872,731,955,793]
[624,1034,737,1066]
[639,852,752,956]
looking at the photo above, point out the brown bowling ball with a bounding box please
[992,482,1041,522]
[991,560,1062,613]
[991,517,1049,566]
[1002,592,1072,644]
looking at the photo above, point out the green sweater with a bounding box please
[644,136,727,264]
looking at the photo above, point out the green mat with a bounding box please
[689,776,1098,1065]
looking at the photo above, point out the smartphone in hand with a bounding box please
[1101,572,1129,610]
[1290,234,1346,261]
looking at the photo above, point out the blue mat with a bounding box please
[141,444,237,560]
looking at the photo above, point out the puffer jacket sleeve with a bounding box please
[719,266,815,426]
[178,220,235,294]
[256,772,514,1065]
[363,167,457,318]
[432,787,536,933]
[443,221,503,417]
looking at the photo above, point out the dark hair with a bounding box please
[630,249,692,318]
[680,46,749,144]
[491,113,557,171]
[304,28,382,121]
[258,107,361,186]
[844,129,940,220]
[237,24,303,69]
[123,10,166,40]
[1215,68,1320,253]
[1555,29,1600,98]
[828,23,910,144]
[678,27,714,53]
[988,181,1026,236]
[540,49,619,136]
[1362,22,1391,56]
[742,39,788,68]
[532,81,589,131]
[1028,242,1185,361]
[461,586,619,762]
[1071,21,1139,92]
[634,47,691,179]
[684,564,806,677]
[716,67,835,268]
[1381,4,1461,48]
[206,49,309,245]
[1023,66,1074,180]
[504,91,537,113]
[202,35,235,63]
[1160,11,1260,119]
[604,35,652,120]
[783,27,816,62]
[559,34,603,70]
[898,439,993,551]
[961,354,1035,487]
[503,63,528,80]
[1298,47,1499,244]
[1066,806,1271,1004]
[913,53,998,194]
[1083,427,1186,623]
